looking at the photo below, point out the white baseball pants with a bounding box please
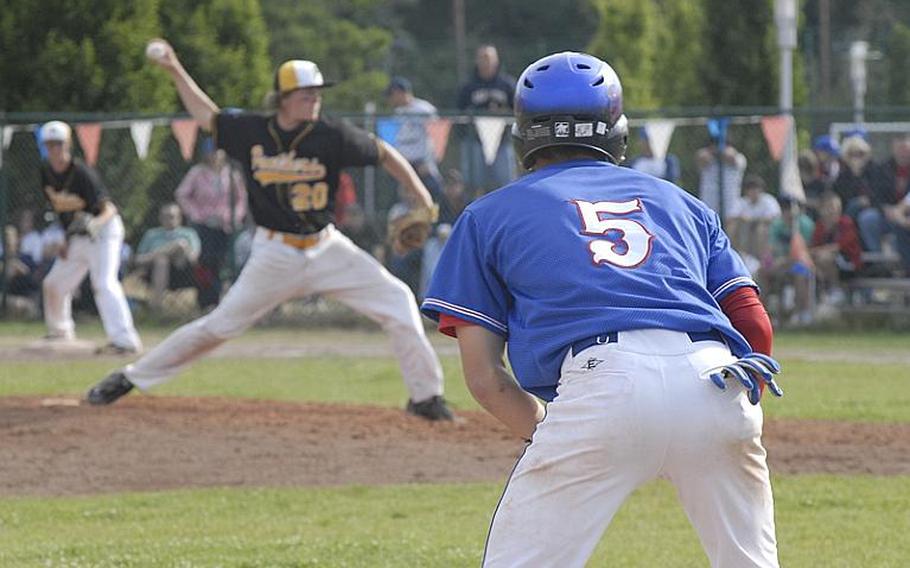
[483,329,779,568]
[125,226,444,403]
[43,215,142,350]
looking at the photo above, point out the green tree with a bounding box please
[884,22,910,105]
[700,0,778,106]
[0,0,170,111]
[158,0,272,110]
[260,0,394,112]
[588,0,659,109]
[651,1,706,106]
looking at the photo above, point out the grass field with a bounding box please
[1,322,908,567]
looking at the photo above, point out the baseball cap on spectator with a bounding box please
[385,76,413,95]
[812,134,840,157]
[842,126,869,141]
[41,121,71,143]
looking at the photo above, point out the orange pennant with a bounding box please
[427,118,452,162]
[170,119,199,161]
[760,115,793,162]
[75,123,102,167]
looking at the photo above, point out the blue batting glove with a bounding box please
[709,353,783,405]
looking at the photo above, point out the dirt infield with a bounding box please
[1,396,908,497]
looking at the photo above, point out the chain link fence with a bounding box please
[2,106,909,326]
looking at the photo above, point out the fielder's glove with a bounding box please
[708,353,783,405]
[66,212,101,240]
[388,203,438,255]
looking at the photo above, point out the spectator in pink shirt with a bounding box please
[175,138,247,309]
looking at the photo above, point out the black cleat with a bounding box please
[86,372,134,405]
[406,395,454,421]
[94,343,140,356]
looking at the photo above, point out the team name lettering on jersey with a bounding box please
[573,198,654,268]
[250,145,327,185]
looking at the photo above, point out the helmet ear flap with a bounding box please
[603,114,629,165]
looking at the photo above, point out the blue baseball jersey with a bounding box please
[421,159,757,401]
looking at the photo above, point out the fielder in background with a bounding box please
[37,121,143,355]
[87,40,453,421]
[422,52,784,567]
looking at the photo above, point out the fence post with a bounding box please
[363,102,377,218]
[0,116,7,315]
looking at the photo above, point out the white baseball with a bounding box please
[145,41,167,61]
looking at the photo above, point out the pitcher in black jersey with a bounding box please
[87,40,452,421]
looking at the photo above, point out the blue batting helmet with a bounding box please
[512,52,628,169]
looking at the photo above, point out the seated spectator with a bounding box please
[799,150,827,220]
[859,134,910,262]
[339,203,383,260]
[759,196,815,326]
[696,137,747,223]
[133,204,201,310]
[2,224,42,302]
[728,174,781,271]
[439,168,468,224]
[175,138,247,310]
[385,202,422,298]
[17,210,43,268]
[831,136,888,237]
[627,128,680,183]
[883,190,910,275]
[810,192,864,306]
[812,134,841,184]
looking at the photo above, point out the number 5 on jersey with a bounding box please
[573,199,654,268]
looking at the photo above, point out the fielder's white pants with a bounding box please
[484,329,779,568]
[43,215,142,350]
[125,226,444,402]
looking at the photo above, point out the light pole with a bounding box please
[849,41,869,124]
[775,0,798,197]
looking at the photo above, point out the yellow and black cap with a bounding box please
[274,60,335,95]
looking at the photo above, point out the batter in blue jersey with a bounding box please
[421,52,784,568]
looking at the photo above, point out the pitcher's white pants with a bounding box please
[125,227,444,402]
[43,215,142,350]
[484,329,779,568]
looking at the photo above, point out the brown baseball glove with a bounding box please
[388,204,439,255]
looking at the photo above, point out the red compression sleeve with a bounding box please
[719,286,773,356]
[438,313,477,338]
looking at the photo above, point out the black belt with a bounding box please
[570,329,726,357]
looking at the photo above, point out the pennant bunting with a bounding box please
[474,116,508,165]
[129,120,154,160]
[427,118,452,162]
[2,126,13,150]
[376,118,402,146]
[171,119,199,161]
[780,126,805,202]
[760,115,794,161]
[75,123,102,166]
[643,119,675,161]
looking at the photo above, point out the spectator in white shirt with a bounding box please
[728,174,782,272]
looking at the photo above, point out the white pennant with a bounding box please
[780,125,805,202]
[643,119,675,161]
[129,120,154,160]
[2,126,13,150]
[474,116,508,165]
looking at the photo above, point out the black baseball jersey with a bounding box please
[39,159,110,229]
[213,112,381,234]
